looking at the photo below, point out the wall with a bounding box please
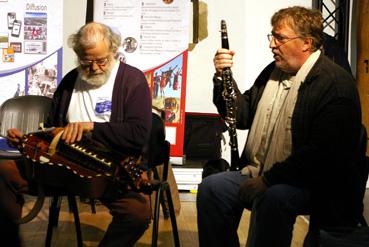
[62,0,87,76]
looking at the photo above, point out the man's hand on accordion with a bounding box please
[6,128,24,147]
[62,122,94,144]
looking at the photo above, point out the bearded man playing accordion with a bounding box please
[0,22,152,247]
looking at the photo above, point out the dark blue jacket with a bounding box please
[46,62,152,156]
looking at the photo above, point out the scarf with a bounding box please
[242,50,321,176]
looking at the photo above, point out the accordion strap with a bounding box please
[17,184,46,224]
[48,129,63,155]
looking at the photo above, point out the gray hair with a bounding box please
[68,22,121,57]
[271,6,323,51]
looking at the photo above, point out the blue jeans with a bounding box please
[197,171,312,247]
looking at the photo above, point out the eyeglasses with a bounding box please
[79,57,109,68]
[267,33,302,47]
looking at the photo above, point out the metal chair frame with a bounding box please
[150,140,180,247]
[0,95,82,247]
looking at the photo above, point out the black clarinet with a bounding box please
[220,20,240,171]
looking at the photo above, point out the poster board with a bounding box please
[0,0,63,105]
[93,0,190,158]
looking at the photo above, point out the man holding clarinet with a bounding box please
[197,6,362,247]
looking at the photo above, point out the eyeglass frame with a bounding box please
[267,32,303,47]
[79,56,110,68]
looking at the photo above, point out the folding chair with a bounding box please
[0,95,83,247]
[147,110,180,247]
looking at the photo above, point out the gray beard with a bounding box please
[78,60,115,87]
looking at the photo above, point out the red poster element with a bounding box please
[144,50,187,157]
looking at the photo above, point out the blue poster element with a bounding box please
[0,0,63,105]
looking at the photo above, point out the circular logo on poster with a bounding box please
[123,37,137,53]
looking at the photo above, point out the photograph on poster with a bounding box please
[10,42,22,53]
[152,54,183,123]
[27,53,57,97]
[123,37,138,53]
[24,41,46,54]
[0,72,25,106]
[24,12,47,54]
[2,47,14,62]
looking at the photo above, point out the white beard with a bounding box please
[78,59,116,87]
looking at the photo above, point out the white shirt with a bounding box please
[67,62,119,122]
